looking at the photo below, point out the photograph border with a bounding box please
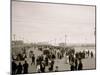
[10,0,96,74]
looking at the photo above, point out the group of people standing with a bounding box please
[35,53,56,72]
[66,49,94,71]
[70,58,83,71]
[12,60,29,74]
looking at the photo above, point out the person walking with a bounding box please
[31,54,35,65]
[78,59,83,70]
[91,51,94,58]
[75,58,78,70]
[23,61,29,74]
[55,66,59,72]
[36,64,41,73]
[48,59,54,72]
[12,60,17,74]
[70,62,75,71]
[16,62,23,74]
[40,61,45,72]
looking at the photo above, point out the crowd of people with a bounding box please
[12,60,29,74]
[12,45,94,74]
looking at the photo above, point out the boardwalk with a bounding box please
[15,47,95,73]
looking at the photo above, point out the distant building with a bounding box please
[37,42,50,45]
[12,40,24,46]
[59,43,67,47]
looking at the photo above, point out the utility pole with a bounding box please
[13,34,16,41]
[65,34,67,46]
[54,38,56,46]
[94,27,96,36]
[23,37,24,41]
[13,34,16,45]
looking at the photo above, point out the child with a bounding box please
[55,66,59,72]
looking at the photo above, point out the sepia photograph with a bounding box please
[11,0,96,74]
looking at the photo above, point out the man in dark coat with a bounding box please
[70,62,75,71]
[91,51,94,58]
[78,59,83,70]
[87,50,90,57]
[75,58,78,70]
[40,61,45,72]
[12,60,17,74]
[31,54,35,65]
[45,56,48,66]
[16,62,23,74]
[23,61,29,74]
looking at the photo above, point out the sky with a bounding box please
[12,1,95,44]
